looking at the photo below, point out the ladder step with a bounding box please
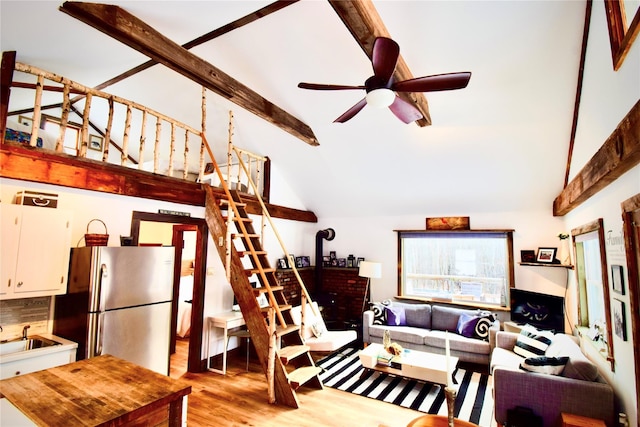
[233,217,252,223]
[279,345,311,365]
[220,199,247,207]
[261,304,291,314]
[254,286,283,294]
[276,324,300,338]
[231,233,260,240]
[288,366,323,390]
[245,267,276,275]
[238,250,267,257]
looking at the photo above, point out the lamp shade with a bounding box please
[359,261,382,279]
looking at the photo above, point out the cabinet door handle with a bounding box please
[16,281,23,288]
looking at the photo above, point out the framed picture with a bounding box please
[536,247,557,263]
[89,134,104,151]
[277,258,287,269]
[612,264,625,294]
[357,257,365,267]
[287,254,295,268]
[295,256,303,268]
[329,251,336,260]
[301,256,311,267]
[520,250,536,263]
[613,298,627,340]
[18,115,33,128]
[322,256,330,267]
[338,258,346,267]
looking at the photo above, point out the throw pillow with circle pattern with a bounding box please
[370,300,391,325]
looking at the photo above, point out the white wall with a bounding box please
[562,0,640,424]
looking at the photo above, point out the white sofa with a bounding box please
[290,302,357,352]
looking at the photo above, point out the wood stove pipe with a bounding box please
[314,228,335,293]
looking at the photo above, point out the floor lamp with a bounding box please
[359,261,382,315]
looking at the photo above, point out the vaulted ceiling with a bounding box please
[0,1,587,218]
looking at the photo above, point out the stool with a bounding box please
[226,329,252,371]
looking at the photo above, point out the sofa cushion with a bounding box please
[546,333,599,381]
[368,324,431,345]
[385,306,407,326]
[425,329,491,355]
[490,346,524,373]
[432,305,478,331]
[520,356,569,375]
[394,303,432,329]
[370,300,391,325]
[456,312,494,341]
[513,324,554,359]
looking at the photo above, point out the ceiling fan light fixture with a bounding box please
[366,88,395,108]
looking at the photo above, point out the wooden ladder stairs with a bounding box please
[204,185,323,408]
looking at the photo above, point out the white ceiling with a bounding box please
[0,1,587,218]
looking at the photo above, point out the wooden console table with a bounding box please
[0,354,191,426]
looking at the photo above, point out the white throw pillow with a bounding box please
[513,324,555,359]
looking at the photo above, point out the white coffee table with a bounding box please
[358,343,458,385]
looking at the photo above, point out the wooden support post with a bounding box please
[267,307,276,404]
[138,109,147,169]
[122,105,132,165]
[56,82,71,153]
[103,97,114,162]
[79,92,92,157]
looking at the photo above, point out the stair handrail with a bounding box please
[200,129,289,327]
[231,144,319,318]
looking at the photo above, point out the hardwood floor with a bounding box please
[169,339,425,427]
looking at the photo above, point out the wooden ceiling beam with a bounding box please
[328,0,431,127]
[59,1,319,147]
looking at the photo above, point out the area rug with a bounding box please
[317,348,494,426]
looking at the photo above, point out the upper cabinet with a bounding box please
[1,204,73,299]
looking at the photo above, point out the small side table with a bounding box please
[561,413,606,427]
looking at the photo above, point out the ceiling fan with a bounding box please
[298,37,471,124]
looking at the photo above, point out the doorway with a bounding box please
[130,211,208,373]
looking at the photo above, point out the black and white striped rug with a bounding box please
[317,348,494,426]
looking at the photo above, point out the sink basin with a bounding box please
[0,336,61,356]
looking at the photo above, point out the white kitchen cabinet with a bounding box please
[0,204,73,299]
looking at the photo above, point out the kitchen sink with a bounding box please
[0,336,61,356]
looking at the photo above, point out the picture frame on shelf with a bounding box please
[536,247,556,263]
[613,298,627,340]
[329,251,336,260]
[295,256,303,268]
[89,134,104,151]
[301,256,311,267]
[277,258,287,269]
[287,254,295,268]
[322,256,330,267]
[357,257,365,267]
[612,264,625,294]
[520,250,536,263]
[337,258,346,267]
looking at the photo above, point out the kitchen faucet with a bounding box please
[22,325,30,340]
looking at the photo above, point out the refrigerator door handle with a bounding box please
[95,312,105,356]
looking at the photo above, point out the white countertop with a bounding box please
[0,333,78,364]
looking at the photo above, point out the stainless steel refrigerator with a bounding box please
[53,246,175,375]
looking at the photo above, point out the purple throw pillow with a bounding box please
[385,306,407,326]
[456,312,494,341]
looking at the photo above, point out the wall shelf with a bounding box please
[518,262,574,269]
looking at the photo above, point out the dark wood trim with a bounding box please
[328,0,431,127]
[620,193,640,416]
[604,0,640,70]
[564,0,592,188]
[130,212,208,373]
[553,100,640,216]
[1,51,16,146]
[170,224,197,355]
[0,143,318,223]
[59,2,319,147]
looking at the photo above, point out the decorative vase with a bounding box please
[558,238,571,265]
[383,329,391,349]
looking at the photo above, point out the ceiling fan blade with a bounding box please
[298,82,365,90]
[334,98,367,123]
[388,96,423,124]
[392,72,472,92]
[372,37,400,83]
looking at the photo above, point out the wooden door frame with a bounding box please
[170,224,197,354]
[130,211,208,373]
[621,193,640,415]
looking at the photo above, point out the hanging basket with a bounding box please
[84,219,109,246]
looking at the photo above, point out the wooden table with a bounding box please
[407,414,479,427]
[0,354,191,426]
[206,311,246,375]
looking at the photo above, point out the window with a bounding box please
[572,218,614,368]
[397,230,514,307]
